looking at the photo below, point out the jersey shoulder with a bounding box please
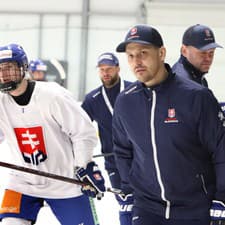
[84,86,102,101]
[34,81,75,102]
[124,80,133,88]
[117,81,141,102]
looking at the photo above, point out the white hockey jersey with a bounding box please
[0,81,98,198]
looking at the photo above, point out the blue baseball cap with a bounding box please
[116,24,163,52]
[182,24,223,50]
[97,52,119,66]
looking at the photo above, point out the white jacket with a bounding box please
[0,81,98,198]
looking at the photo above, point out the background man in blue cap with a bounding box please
[113,24,225,225]
[28,59,48,81]
[82,52,133,225]
[172,24,225,119]
[172,24,222,87]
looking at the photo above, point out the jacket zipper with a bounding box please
[151,90,171,219]
[200,174,208,194]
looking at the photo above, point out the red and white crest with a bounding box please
[14,126,47,165]
[130,27,137,36]
[168,108,175,118]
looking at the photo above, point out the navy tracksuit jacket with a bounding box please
[112,64,225,220]
[81,79,132,171]
[172,55,208,87]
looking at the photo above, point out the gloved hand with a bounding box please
[210,200,225,225]
[76,161,106,199]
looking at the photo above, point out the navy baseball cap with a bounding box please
[182,24,223,50]
[116,24,163,52]
[97,52,119,66]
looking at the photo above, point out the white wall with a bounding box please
[0,0,225,101]
[146,1,225,101]
[0,0,82,12]
[85,16,138,93]
[0,0,143,100]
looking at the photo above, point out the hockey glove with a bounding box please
[210,200,225,225]
[76,161,106,199]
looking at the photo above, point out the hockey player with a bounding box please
[113,24,225,225]
[172,24,222,87]
[82,52,133,225]
[0,43,105,225]
[28,58,47,81]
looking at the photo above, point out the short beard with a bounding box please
[101,75,119,88]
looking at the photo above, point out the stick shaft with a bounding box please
[0,161,86,186]
[0,161,123,195]
[93,152,114,158]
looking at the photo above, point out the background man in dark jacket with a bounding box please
[113,24,225,225]
[82,52,133,225]
[172,24,222,87]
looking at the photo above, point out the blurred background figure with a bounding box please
[82,52,133,225]
[172,24,222,87]
[29,59,47,81]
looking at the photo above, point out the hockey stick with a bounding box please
[49,58,66,86]
[93,152,114,158]
[0,161,123,195]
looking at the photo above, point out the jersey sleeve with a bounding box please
[49,90,98,168]
[81,96,95,121]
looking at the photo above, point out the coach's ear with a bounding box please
[181,44,188,57]
[159,46,166,61]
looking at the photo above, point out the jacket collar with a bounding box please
[141,63,174,90]
[179,55,208,86]
[125,64,174,97]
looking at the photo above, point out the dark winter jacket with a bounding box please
[112,64,225,219]
[172,55,208,87]
[82,79,132,170]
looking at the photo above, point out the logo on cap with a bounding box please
[130,27,137,36]
[128,27,140,41]
[204,29,214,41]
[98,54,113,61]
[205,29,211,37]
[97,52,119,66]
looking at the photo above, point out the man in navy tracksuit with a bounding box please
[112,24,225,225]
[81,52,133,225]
[172,24,225,128]
[172,24,222,88]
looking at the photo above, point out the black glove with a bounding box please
[76,161,106,199]
[210,200,225,225]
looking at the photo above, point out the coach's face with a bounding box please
[98,64,120,88]
[125,43,166,87]
[181,45,215,73]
